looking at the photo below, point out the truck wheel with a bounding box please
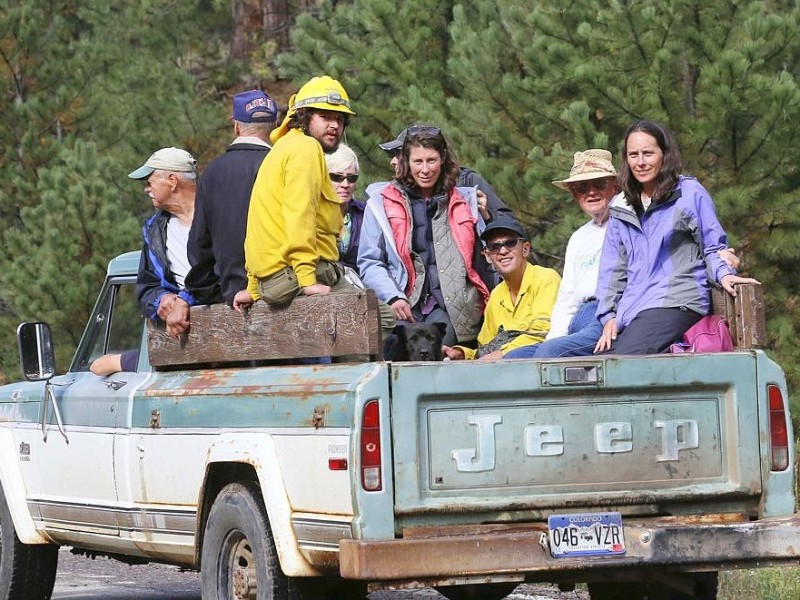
[435,583,518,600]
[201,481,289,600]
[0,480,58,600]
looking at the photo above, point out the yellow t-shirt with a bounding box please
[460,263,561,359]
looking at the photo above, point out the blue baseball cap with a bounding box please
[231,90,278,123]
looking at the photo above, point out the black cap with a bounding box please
[480,215,528,241]
[378,129,406,152]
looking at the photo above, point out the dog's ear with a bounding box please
[393,324,408,342]
[433,322,447,338]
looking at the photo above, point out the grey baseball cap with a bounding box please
[128,147,197,180]
[378,129,406,153]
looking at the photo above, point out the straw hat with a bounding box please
[552,149,617,191]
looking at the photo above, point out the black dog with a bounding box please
[391,322,447,361]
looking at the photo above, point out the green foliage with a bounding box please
[0,0,231,379]
[719,567,800,599]
[280,0,800,414]
[1,140,140,370]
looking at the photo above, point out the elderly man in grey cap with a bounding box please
[128,147,198,322]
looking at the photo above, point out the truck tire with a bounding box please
[0,480,58,600]
[435,583,518,600]
[201,481,290,599]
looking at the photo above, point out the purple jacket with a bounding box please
[595,176,735,331]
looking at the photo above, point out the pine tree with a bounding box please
[0,140,141,372]
[0,0,229,379]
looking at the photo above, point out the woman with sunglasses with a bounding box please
[358,125,494,347]
[324,144,363,272]
[594,120,758,354]
[443,216,561,360]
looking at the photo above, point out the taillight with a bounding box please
[361,399,382,491]
[768,384,790,471]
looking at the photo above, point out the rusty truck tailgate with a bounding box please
[389,353,764,517]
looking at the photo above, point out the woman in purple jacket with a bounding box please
[594,120,758,354]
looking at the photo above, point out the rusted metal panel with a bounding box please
[389,354,763,517]
[126,363,386,429]
[339,514,800,580]
[147,290,383,367]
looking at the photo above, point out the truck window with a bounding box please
[71,280,143,372]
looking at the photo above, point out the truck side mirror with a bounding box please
[17,322,56,381]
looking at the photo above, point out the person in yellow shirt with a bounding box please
[234,75,395,339]
[443,216,561,360]
[234,76,358,308]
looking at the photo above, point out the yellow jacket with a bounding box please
[245,129,343,297]
[460,263,561,359]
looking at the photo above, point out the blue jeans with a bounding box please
[504,300,602,359]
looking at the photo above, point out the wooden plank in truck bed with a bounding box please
[147,289,383,367]
[710,282,766,349]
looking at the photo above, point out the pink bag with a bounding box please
[670,315,734,354]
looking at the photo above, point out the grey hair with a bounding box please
[176,171,197,183]
[154,169,197,183]
[324,143,359,174]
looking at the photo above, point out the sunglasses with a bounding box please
[405,125,442,137]
[485,237,526,254]
[570,179,612,195]
[329,173,359,184]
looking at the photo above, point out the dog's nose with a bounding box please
[418,350,430,360]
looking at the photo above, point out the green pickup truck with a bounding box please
[1,251,798,600]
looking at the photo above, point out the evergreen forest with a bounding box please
[1,0,799,417]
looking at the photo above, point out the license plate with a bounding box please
[547,512,626,558]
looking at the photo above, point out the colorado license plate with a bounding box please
[547,512,626,558]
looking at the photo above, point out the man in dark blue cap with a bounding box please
[166,89,278,336]
[443,215,561,360]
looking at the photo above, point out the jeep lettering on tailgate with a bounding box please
[421,395,720,490]
[449,414,701,472]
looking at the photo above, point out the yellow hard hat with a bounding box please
[291,76,355,116]
[271,75,355,143]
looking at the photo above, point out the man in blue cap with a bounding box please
[443,215,561,360]
[166,89,278,336]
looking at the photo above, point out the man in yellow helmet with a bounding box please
[234,77,394,337]
[234,75,355,309]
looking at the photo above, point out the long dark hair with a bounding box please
[619,120,683,214]
[396,126,460,196]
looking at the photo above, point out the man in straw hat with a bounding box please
[504,149,618,358]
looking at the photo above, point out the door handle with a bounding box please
[105,379,127,391]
